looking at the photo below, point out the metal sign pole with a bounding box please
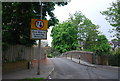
[37,2,42,75]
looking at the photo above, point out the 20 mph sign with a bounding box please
[31,19,48,30]
[31,19,48,40]
[36,20,44,28]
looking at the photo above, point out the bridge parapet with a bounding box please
[62,50,95,64]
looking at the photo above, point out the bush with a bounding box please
[109,55,119,66]
[109,48,120,67]
[47,53,52,58]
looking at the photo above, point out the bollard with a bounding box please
[71,55,72,60]
[79,55,80,64]
[28,61,31,69]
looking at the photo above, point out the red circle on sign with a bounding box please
[35,20,44,29]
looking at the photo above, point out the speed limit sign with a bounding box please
[35,20,44,28]
[31,19,48,30]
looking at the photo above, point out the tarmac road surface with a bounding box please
[49,58,119,79]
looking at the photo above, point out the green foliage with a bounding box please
[51,21,78,53]
[69,11,99,51]
[2,2,68,50]
[81,19,100,50]
[109,54,119,66]
[109,48,120,66]
[51,11,100,53]
[101,1,120,39]
[47,53,52,58]
[93,35,111,55]
[111,38,120,42]
[112,48,120,55]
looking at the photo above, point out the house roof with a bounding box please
[111,41,120,48]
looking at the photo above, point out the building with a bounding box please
[109,41,120,51]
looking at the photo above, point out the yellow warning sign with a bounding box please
[31,19,48,30]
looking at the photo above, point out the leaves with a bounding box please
[94,35,111,55]
[101,1,120,39]
[51,11,100,53]
[69,11,99,50]
[51,21,78,53]
[2,2,68,49]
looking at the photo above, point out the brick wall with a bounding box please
[2,61,28,74]
[62,51,94,64]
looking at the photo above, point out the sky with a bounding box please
[44,0,117,47]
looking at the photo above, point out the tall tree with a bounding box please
[93,35,111,55]
[51,11,100,53]
[51,21,78,53]
[69,11,100,50]
[2,2,68,49]
[101,1,120,39]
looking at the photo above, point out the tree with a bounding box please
[51,21,78,53]
[94,35,111,55]
[80,19,100,50]
[2,2,68,50]
[109,48,120,66]
[101,1,120,39]
[51,11,100,53]
[111,38,120,42]
[68,11,100,50]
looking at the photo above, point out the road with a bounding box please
[49,58,119,79]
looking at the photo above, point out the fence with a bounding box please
[2,45,46,62]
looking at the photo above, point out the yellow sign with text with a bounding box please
[31,19,48,30]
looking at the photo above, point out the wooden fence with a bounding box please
[2,45,46,62]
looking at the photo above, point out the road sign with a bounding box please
[31,19,48,30]
[30,29,47,39]
[36,20,44,28]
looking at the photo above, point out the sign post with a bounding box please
[37,2,42,75]
[30,2,48,75]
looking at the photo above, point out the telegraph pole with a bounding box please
[37,2,42,75]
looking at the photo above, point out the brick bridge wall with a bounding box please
[62,50,95,64]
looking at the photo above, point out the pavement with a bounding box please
[66,57,120,70]
[66,57,120,80]
[2,58,54,80]
[2,57,119,80]
[66,57,96,67]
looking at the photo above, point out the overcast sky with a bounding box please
[45,0,116,47]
